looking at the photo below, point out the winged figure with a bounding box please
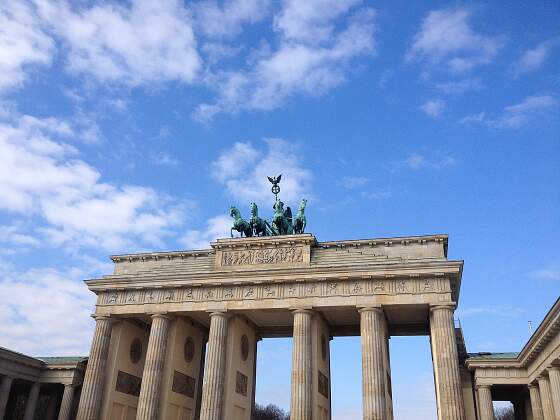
[267,174,281,185]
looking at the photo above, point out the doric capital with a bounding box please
[528,383,538,389]
[547,366,560,373]
[149,312,172,321]
[358,305,383,314]
[208,310,231,319]
[291,307,314,315]
[429,302,456,313]
[536,375,548,382]
[476,384,492,390]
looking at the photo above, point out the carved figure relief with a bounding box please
[396,280,408,293]
[221,246,304,266]
[236,371,248,397]
[172,370,195,398]
[115,371,141,397]
[318,371,329,398]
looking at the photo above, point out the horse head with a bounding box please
[230,206,239,218]
[250,202,258,216]
[299,198,307,212]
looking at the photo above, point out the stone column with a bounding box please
[23,382,41,420]
[290,309,313,420]
[0,375,13,420]
[200,312,230,420]
[57,384,75,420]
[476,385,495,420]
[137,313,172,420]
[537,376,555,420]
[430,303,466,420]
[76,315,112,420]
[359,307,387,420]
[528,384,544,420]
[547,367,560,417]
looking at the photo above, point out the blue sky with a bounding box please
[0,0,558,418]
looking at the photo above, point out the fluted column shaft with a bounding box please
[360,307,387,420]
[430,304,466,420]
[137,314,172,420]
[477,385,495,420]
[77,316,112,420]
[290,309,313,420]
[57,384,75,420]
[200,312,230,420]
[23,382,41,420]
[529,384,544,420]
[538,376,556,420]
[547,367,560,418]
[0,376,13,419]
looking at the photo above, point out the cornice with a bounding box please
[109,233,449,263]
[85,259,463,291]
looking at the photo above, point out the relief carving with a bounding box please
[115,371,141,397]
[318,371,329,398]
[172,370,195,398]
[221,246,304,266]
[235,371,248,397]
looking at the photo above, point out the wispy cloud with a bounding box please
[515,37,560,75]
[435,78,482,95]
[390,152,456,171]
[459,95,558,129]
[420,99,446,118]
[529,264,560,280]
[407,7,503,73]
[194,1,376,121]
[338,176,370,189]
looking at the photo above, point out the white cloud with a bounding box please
[530,264,560,280]
[338,176,370,189]
[435,78,482,94]
[274,0,361,44]
[0,266,96,355]
[194,3,375,120]
[407,7,502,73]
[392,152,456,171]
[180,214,232,249]
[0,225,40,247]
[458,112,486,125]
[210,138,312,204]
[0,1,54,91]
[420,99,446,118]
[35,0,201,86]
[492,95,558,129]
[0,112,187,251]
[194,0,270,38]
[515,37,560,75]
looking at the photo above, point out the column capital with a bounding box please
[547,366,560,373]
[528,383,539,389]
[358,305,383,314]
[207,311,231,319]
[476,384,492,390]
[291,307,314,315]
[149,312,173,321]
[537,375,548,382]
[429,302,457,312]
[90,314,111,321]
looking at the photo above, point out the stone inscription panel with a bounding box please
[172,370,196,398]
[115,370,141,397]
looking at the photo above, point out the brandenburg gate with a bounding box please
[75,232,469,420]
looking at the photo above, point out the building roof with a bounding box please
[467,352,519,360]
